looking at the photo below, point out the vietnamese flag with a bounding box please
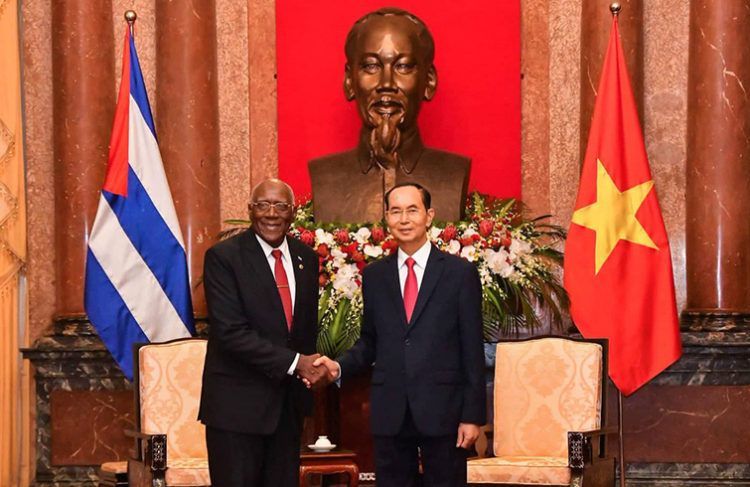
[563,16,681,395]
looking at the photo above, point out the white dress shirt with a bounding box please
[254,234,299,375]
[396,239,432,296]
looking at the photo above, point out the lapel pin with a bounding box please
[299,264,304,270]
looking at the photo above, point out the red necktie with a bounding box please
[271,249,293,330]
[404,257,418,323]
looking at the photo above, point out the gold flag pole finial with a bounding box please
[609,3,621,16]
[124,10,137,25]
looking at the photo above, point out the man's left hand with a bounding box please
[456,423,480,449]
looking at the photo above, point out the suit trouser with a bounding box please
[374,405,468,487]
[205,392,303,487]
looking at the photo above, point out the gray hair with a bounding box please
[250,178,295,205]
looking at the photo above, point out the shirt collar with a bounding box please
[397,239,433,269]
[357,128,425,175]
[255,232,290,260]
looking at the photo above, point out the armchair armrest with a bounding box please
[567,427,618,470]
[124,429,167,471]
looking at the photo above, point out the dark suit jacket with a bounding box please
[198,229,319,435]
[338,245,486,437]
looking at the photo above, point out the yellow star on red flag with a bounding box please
[571,159,658,274]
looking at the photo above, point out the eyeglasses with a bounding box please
[251,201,293,213]
[386,208,422,219]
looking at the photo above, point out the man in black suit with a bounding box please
[198,179,327,487]
[315,182,486,486]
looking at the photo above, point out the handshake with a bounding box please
[294,354,340,389]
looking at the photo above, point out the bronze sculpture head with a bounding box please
[343,8,437,170]
[308,7,470,223]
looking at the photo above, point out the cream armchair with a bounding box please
[126,338,210,487]
[468,337,616,486]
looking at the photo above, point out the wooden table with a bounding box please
[300,449,359,487]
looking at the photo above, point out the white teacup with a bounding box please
[314,436,332,448]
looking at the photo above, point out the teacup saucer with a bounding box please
[307,444,336,452]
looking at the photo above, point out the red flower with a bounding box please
[479,219,495,238]
[351,251,365,263]
[342,243,359,256]
[371,226,386,243]
[335,229,350,244]
[356,261,366,272]
[318,273,329,287]
[381,239,398,254]
[299,229,315,247]
[441,225,458,241]
[459,236,474,247]
[316,244,330,258]
[471,234,481,243]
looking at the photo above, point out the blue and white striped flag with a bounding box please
[84,24,194,379]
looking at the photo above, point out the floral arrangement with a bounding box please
[224,193,569,359]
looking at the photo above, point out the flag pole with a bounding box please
[606,5,626,484]
[618,388,626,487]
[609,3,627,485]
[124,9,137,34]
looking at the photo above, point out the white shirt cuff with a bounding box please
[334,362,342,387]
[287,353,300,375]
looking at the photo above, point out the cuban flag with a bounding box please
[85,25,195,379]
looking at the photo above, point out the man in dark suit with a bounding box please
[315,182,486,486]
[198,179,327,487]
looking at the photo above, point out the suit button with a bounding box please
[405,338,411,346]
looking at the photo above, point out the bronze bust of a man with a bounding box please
[308,8,471,223]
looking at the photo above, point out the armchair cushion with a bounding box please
[138,340,208,461]
[165,457,211,486]
[467,455,570,485]
[494,338,602,458]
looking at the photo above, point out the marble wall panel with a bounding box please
[217,0,251,225]
[548,0,582,228]
[247,0,278,188]
[22,1,56,343]
[618,385,750,463]
[50,390,133,466]
[643,0,689,311]
[520,0,551,218]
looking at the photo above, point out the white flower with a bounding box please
[331,247,347,260]
[363,244,384,258]
[429,226,442,241]
[461,227,478,238]
[509,238,532,260]
[460,245,477,262]
[315,228,335,247]
[355,227,371,243]
[332,263,360,299]
[446,240,461,255]
[484,249,514,278]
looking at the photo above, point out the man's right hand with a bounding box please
[312,356,341,381]
[295,354,328,389]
